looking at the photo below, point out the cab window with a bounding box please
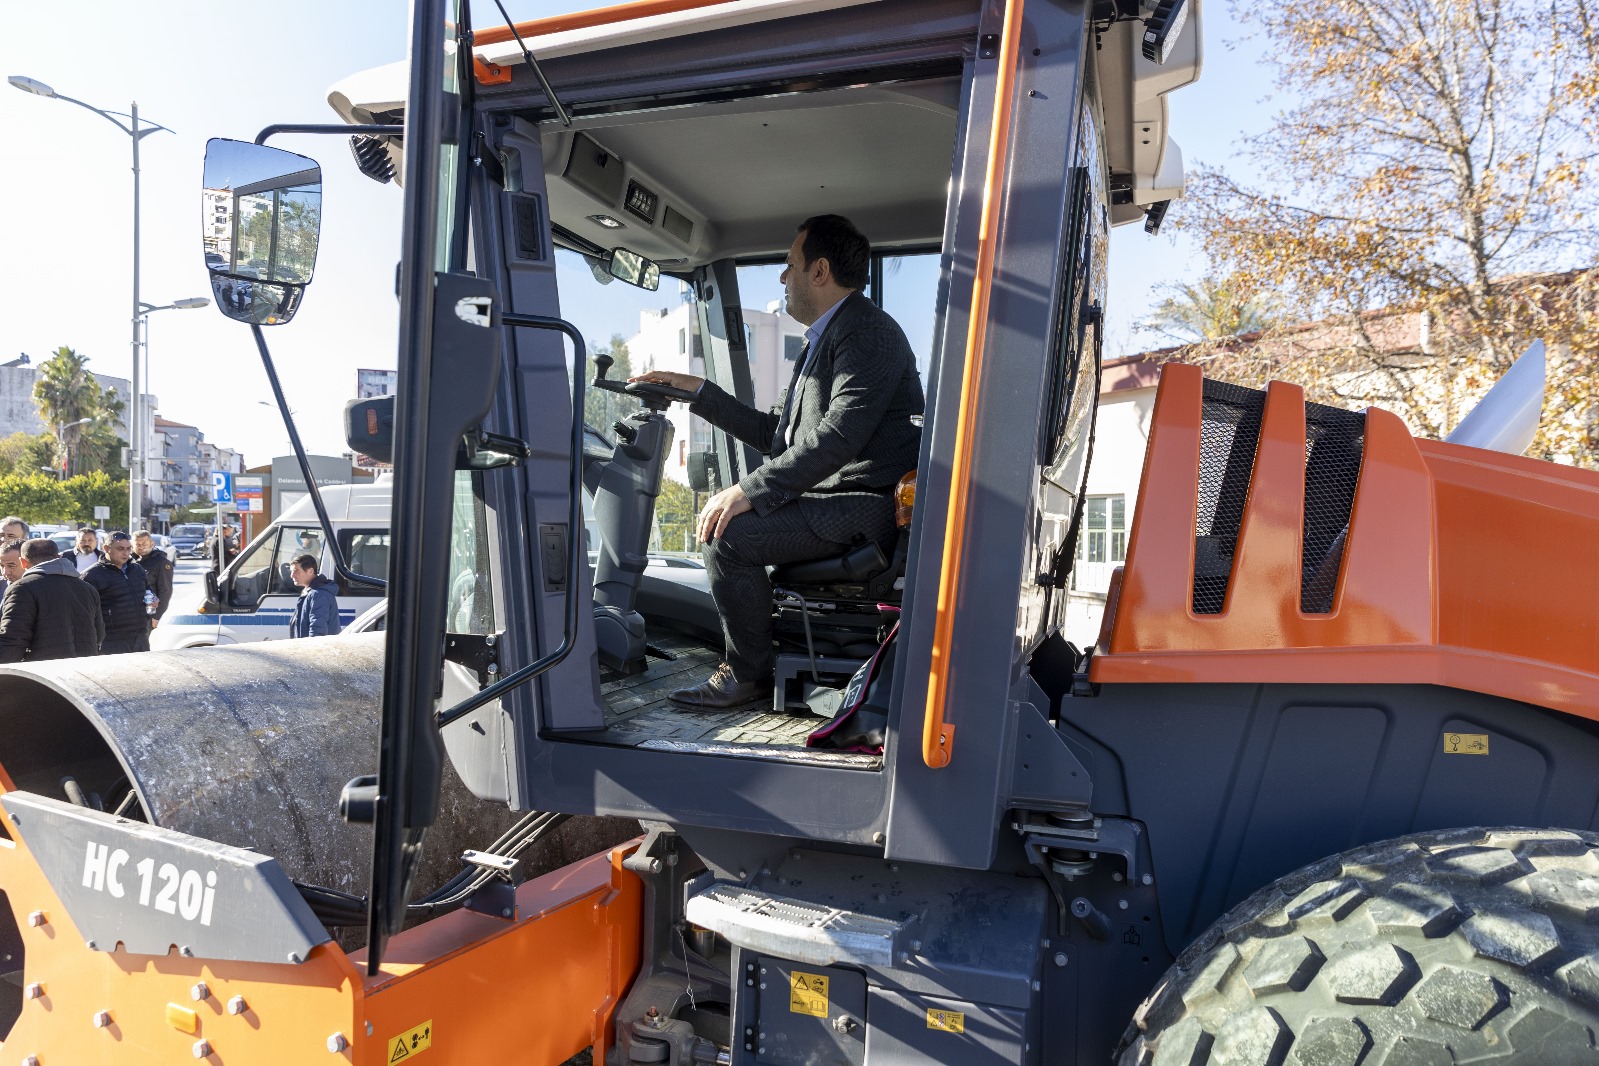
[445,471,495,635]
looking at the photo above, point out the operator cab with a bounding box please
[317,0,1199,872]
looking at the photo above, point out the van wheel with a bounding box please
[1118,828,1599,1065]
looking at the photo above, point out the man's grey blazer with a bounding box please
[691,291,924,527]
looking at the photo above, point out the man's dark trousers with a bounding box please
[691,291,922,683]
[705,492,895,681]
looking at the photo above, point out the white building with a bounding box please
[1062,355,1162,648]
[623,294,805,486]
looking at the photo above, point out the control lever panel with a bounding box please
[592,352,698,409]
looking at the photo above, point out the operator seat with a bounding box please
[768,471,915,710]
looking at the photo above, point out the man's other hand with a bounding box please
[629,370,704,393]
[697,484,752,542]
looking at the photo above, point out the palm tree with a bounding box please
[33,346,118,476]
[1139,276,1280,345]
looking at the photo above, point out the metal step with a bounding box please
[685,882,917,968]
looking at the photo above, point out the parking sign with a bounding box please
[211,472,233,503]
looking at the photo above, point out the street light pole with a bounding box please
[136,298,208,526]
[9,76,173,532]
[56,417,93,481]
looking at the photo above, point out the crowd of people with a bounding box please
[0,518,176,663]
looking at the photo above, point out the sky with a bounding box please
[0,1,1278,467]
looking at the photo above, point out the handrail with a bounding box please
[921,0,1025,769]
[435,311,587,729]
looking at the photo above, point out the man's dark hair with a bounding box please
[22,538,60,563]
[2,538,23,555]
[797,214,870,290]
[294,554,319,574]
[0,516,27,536]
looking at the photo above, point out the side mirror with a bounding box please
[204,568,220,605]
[202,139,323,325]
[607,247,661,291]
[685,449,719,494]
[345,395,395,465]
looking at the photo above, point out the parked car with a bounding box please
[169,523,209,558]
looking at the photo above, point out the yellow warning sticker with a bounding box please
[927,1008,966,1033]
[789,971,829,1017]
[1443,732,1490,756]
[388,1019,434,1062]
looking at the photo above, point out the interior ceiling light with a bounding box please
[588,214,624,229]
[1142,0,1189,64]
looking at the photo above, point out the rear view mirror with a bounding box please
[608,247,661,291]
[202,139,322,324]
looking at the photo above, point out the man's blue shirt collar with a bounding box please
[803,292,851,349]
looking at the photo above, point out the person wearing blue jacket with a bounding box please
[288,554,341,638]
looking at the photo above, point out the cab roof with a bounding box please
[327,0,1201,265]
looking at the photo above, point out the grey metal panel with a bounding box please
[863,988,1028,1065]
[0,637,516,898]
[2,792,327,965]
[700,259,762,484]
[1067,682,1599,956]
[526,741,889,844]
[750,957,867,1065]
[483,116,609,763]
[887,3,1094,871]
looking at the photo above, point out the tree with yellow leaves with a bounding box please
[1175,0,1598,463]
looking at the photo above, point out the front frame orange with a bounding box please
[0,762,643,1066]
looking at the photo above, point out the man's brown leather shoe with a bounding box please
[669,663,773,709]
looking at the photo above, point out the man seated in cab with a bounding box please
[632,215,923,709]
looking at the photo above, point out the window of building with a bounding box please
[678,328,687,354]
[1077,495,1126,564]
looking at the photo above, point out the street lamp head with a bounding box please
[173,297,210,310]
[68,417,92,428]
[8,75,56,98]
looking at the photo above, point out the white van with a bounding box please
[151,480,390,649]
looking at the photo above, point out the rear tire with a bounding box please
[1119,828,1599,1065]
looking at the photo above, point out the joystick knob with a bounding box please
[593,353,614,380]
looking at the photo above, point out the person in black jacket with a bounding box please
[0,538,103,662]
[633,215,923,708]
[133,530,175,627]
[83,531,151,654]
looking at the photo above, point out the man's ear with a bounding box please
[810,255,832,286]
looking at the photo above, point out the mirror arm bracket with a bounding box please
[255,123,399,146]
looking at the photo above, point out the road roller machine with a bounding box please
[0,636,642,1063]
[10,1,1599,1065]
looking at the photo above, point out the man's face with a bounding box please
[780,231,820,325]
[134,534,153,556]
[77,530,97,553]
[105,539,132,566]
[1,522,25,542]
[291,563,314,587]
[0,550,21,583]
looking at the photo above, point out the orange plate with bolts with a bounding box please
[1092,363,1599,720]
[0,761,643,1066]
